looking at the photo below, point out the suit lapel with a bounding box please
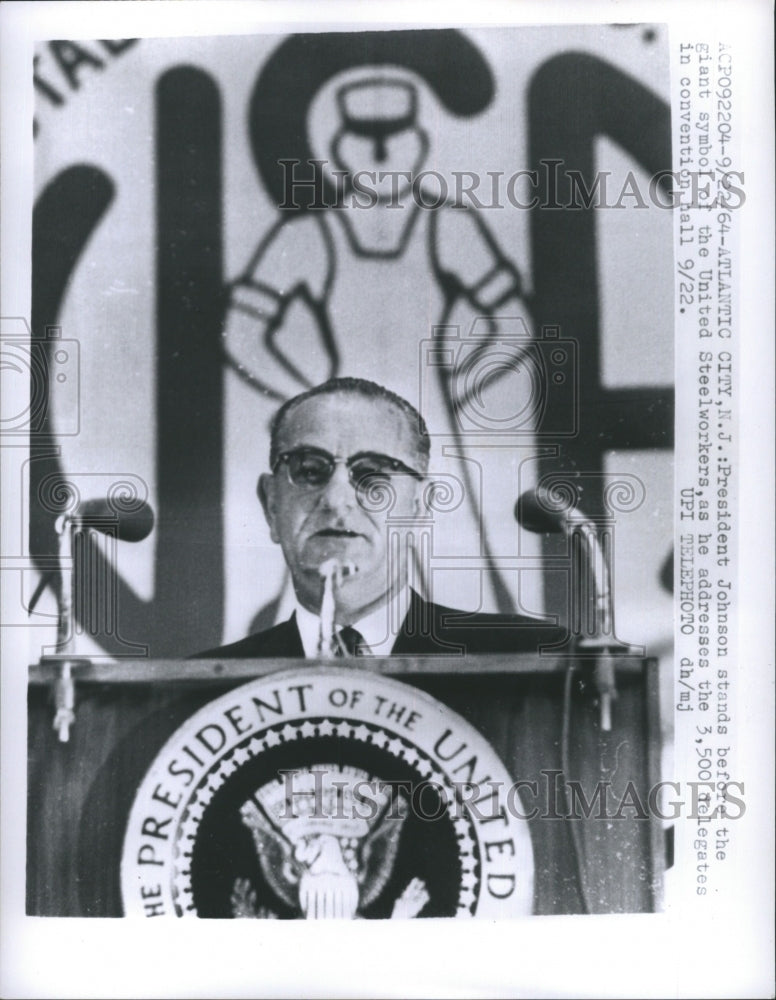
[268,612,305,657]
[391,591,441,655]
[245,612,305,658]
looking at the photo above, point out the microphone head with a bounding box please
[514,490,564,534]
[339,562,358,580]
[319,558,338,579]
[318,559,359,583]
[76,497,155,542]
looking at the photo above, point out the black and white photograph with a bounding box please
[1,2,773,997]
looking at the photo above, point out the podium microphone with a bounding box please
[73,497,155,542]
[516,488,617,731]
[28,498,155,616]
[318,559,358,658]
[42,496,156,742]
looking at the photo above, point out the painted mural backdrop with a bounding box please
[25,26,673,664]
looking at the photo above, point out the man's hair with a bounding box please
[269,377,431,470]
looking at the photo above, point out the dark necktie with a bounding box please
[336,625,369,657]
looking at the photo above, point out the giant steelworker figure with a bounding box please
[200,377,563,659]
[222,63,537,621]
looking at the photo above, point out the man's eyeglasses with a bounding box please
[272,447,424,491]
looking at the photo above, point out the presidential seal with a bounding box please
[121,668,534,918]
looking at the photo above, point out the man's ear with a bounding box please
[257,473,280,543]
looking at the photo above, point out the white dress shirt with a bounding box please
[294,586,411,658]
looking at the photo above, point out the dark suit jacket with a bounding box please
[196,590,565,658]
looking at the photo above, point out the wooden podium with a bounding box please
[27,653,663,916]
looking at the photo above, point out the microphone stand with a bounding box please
[516,488,641,915]
[516,490,630,732]
[317,560,358,658]
[52,512,78,742]
[569,516,618,732]
[38,495,155,741]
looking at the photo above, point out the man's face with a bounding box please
[259,392,425,620]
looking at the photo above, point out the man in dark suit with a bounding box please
[200,376,563,659]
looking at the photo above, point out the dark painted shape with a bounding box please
[528,53,674,622]
[30,165,115,606]
[29,67,226,657]
[30,168,155,653]
[154,66,224,654]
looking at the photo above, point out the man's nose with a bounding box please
[318,463,356,512]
